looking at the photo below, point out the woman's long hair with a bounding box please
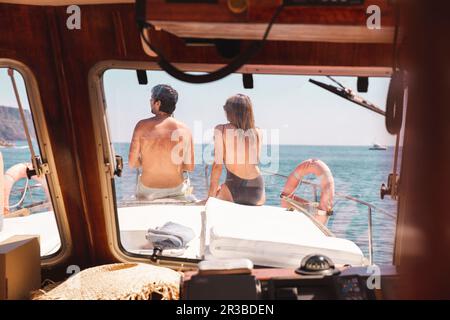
[223,94,259,164]
[223,94,256,131]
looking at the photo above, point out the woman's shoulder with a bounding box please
[214,123,235,131]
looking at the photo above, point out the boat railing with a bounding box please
[260,169,397,265]
[117,198,202,207]
[7,181,46,210]
[116,162,393,265]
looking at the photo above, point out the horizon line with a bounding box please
[110,141,397,147]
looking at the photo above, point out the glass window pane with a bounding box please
[0,68,61,257]
[103,69,399,265]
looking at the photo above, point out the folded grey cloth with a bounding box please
[146,222,195,249]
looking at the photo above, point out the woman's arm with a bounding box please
[259,128,263,163]
[256,127,263,164]
[182,130,195,172]
[208,125,224,197]
[208,162,223,197]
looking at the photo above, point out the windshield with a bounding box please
[102,69,399,266]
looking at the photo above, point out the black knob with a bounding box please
[26,167,37,179]
[380,183,389,200]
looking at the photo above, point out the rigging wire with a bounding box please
[7,69,37,161]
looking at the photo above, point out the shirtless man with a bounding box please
[129,84,194,201]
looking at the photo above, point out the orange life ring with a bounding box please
[3,162,49,212]
[281,159,335,214]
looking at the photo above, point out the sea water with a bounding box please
[113,143,398,265]
[2,142,398,265]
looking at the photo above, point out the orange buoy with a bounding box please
[281,159,335,216]
[3,162,49,213]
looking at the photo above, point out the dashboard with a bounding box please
[183,266,398,300]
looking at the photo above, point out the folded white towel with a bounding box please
[146,221,195,249]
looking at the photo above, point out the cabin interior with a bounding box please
[0,0,449,300]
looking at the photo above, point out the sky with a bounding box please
[0,67,396,146]
[103,70,395,146]
[0,68,30,110]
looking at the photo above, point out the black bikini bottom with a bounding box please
[225,170,264,206]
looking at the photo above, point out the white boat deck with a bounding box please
[118,204,204,259]
[0,198,366,267]
[0,211,60,256]
[204,198,365,267]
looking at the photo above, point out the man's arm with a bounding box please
[128,122,142,169]
[208,125,224,197]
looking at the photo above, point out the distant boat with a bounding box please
[369,143,387,150]
[0,139,15,148]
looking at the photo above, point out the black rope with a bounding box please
[138,4,285,84]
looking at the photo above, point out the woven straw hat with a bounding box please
[33,263,181,300]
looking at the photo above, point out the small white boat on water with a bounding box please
[369,143,387,150]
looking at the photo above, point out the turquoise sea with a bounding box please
[1,141,47,209]
[113,143,398,265]
[2,142,398,265]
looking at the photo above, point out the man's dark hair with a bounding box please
[151,84,178,114]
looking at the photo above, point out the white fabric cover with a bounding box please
[204,197,365,267]
[0,211,60,256]
[118,205,203,259]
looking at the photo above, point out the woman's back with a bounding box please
[209,93,265,206]
[220,123,262,180]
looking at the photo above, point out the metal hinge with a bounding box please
[26,155,50,179]
[151,246,163,263]
[114,155,123,177]
[380,173,399,200]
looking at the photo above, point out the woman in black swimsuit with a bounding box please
[208,94,265,206]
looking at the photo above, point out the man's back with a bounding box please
[129,116,194,189]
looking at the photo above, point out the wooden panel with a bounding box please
[0,2,394,270]
[0,3,94,267]
[146,28,393,67]
[145,0,394,25]
[144,0,249,23]
[145,0,395,43]
[144,63,391,76]
[2,1,450,301]
[150,21,394,43]
[0,0,134,4]
[394,0,450,299]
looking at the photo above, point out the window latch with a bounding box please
[380,173,399,200]
[114,155,124,177]
[26,155,50,179]
[151,246,163,263]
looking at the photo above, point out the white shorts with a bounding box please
[136,177,190,201]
